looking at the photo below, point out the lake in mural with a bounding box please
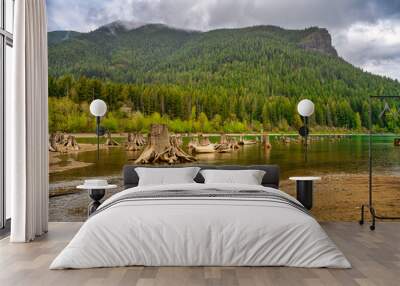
[49,134,400,222]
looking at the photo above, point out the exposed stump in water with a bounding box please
[126,132,146,151]
[49,132,79,153]
[169,135,195,161]
[49,133,58,152]
[215,134,239,153]
[239,134,257,145]
[135,124,195,164]
[189,133,216,154]
[49,132,68,153]
[228,136,240,150]
[262,134,272,149]
[64,135,80,151]
[54,132,68,146]
[105,131,119,146]
[174,134,183,147]
[199,134,211,146]
[188,134,199,153]
[220,134,228,144]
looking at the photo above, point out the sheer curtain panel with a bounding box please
[9,0,48,242]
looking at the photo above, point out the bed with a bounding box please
[50,165,351,269]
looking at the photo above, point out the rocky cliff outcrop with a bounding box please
[298,28,338,56]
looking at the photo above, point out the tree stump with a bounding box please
[105,131,119,146]
[64,135,80,151]
[215,135,239,152]
[262,134,272,149]
[135,133,146,146]
[126,132,146,151]
[228,136,240,150]
[135,124,195,164]
[220,134,228,144]
[54,132,66,145]
[238,135,245,145]
[175,134,183,147]
[49,133,58,152]
[215,134,230,152]
[127,133,134,144]
[199,134,211,146]
[188,134,199,154]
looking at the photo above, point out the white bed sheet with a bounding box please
[50,183,351,269]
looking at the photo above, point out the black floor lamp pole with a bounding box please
[96,116,100,161]
[359,95,400,230]
[304,116,308,163]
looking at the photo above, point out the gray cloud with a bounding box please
[333,18,400,80]
[46,0,400,80]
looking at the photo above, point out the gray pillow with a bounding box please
[136,167,201,186]
[200,169,266,185]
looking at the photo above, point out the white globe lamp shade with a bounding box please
[297,99,315,117]
[90,99,107,117]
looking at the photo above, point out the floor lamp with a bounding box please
[297,99,315,163]
[359,95,400,230]
[90,99,107,160]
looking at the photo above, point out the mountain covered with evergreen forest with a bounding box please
[47,22,400,133]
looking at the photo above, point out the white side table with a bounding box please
[289,177,321,210]
[77,183,117,216]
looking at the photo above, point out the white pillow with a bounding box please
[135,167,200,186]
[200,169,266,185]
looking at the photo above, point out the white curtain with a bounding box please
[8,0,49,242]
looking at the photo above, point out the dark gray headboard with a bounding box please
[123,165,280,189]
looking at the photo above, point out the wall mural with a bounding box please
[47,22,400,222]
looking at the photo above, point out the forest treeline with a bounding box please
[49,75,400,134]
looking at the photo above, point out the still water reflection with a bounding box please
[50,135,400,184]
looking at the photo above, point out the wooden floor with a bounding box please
[0,222,399,286]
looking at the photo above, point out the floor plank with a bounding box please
[0,222,399,286]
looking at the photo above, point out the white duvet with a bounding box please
[50,183,351,269]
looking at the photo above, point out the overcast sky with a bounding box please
[47,0,400,80]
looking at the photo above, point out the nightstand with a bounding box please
[289,176,321,210]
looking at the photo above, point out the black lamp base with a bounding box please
[296,181,313,210]
[88,189,105,216]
